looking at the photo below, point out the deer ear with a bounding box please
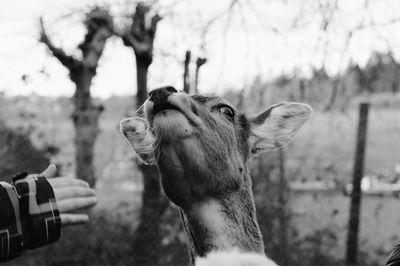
[120,117,156,165]
[248,102,312,155]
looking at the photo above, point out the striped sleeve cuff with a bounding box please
[0,182,24,261]
[13,173,62,250]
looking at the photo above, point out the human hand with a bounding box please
[39,164,97,226]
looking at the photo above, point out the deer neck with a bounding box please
[180,176,265,261]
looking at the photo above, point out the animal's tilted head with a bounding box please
[120,86,312,207]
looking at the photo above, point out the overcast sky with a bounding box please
[1,0,400,98]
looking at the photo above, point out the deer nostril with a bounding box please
[166,86,177,93]
[148,91,153,98]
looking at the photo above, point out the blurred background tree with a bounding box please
[119,3,170,266]
[39,7,114,187]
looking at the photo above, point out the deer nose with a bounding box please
[148,86,177,105]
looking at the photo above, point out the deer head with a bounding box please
[120,86,312,261]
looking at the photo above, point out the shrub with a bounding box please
[0,121,50,181]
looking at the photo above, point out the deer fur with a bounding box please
[120,87,312,265]
[195,249,278,266]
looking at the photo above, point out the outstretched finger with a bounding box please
[58,197,97,213]
[61,214,89,226]
[49,177,89,189]
[40,164,57,179]
[55,187,95,201]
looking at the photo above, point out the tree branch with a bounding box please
[194,57,207,94]
[122,33,151,55]
[39,17,79,70]
[79,9,114,69]
[121,3,161,66]
[149,14,162,37]
[82,27,112,69]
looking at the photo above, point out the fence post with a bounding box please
[346,102,370,265]
[278,148,289,266]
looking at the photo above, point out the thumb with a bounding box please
[40,164,57,179]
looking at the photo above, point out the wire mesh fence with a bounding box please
[0,101,399,266]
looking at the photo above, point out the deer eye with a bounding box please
[217,105,234,120]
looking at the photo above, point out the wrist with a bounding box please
[13,172,62,249]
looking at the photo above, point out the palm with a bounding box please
[40,164,97,226]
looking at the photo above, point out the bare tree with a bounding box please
[194,57,207,94]
[182,51,206,94]
[388,53,400,94]
[122,3,161,106]
[183,50,191,93]
[39,7,114,187]
[324,78,341,111]
[121,3,166,266]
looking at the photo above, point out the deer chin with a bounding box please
[156,137,209,206]
[152,109,195,140]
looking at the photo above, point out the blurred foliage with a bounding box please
[0,121,50,181]
[7,203,189,266]
[8,209,135,266]
[225,51,400,113]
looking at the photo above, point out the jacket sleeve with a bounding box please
[0,182,24,261]
[0,172,62,262]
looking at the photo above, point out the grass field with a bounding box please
[291,107,400,182]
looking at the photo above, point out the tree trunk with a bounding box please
[72,108,100,188]
[136,60,149,107]
[299,79,305,101]
[183,51,191,93]
[324,79,340,111]
[194,57,206,94]
[132,164,166,266]
[132,59,168,266]
[39,8,113,188]
[71,70,100,188]
[392,66,399,94]
[121,5,167,265]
